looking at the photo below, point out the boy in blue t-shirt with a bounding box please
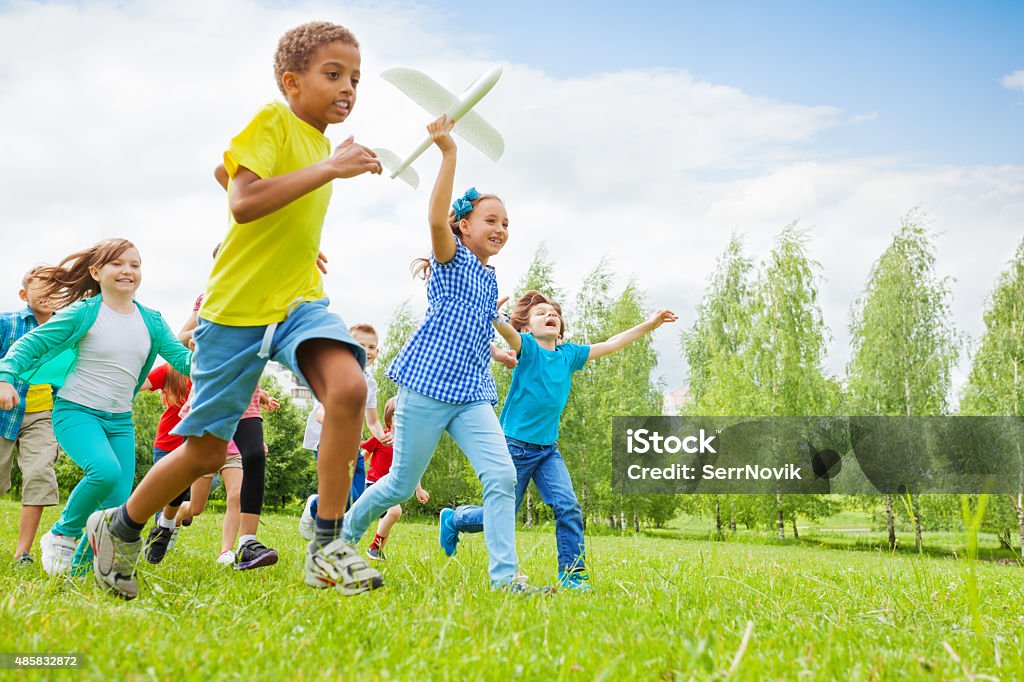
[439,290,677,590]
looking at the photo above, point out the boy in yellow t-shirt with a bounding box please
[0,268,59,567]
[89,21,384,600]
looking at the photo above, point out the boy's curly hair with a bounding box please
[274,21,359,95]
[510,290,566,338]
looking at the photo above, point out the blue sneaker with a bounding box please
[439,508,460,557]
[558,570,592,591]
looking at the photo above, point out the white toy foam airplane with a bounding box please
[374,65,504,189]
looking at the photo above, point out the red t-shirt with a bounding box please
[148,363,191,452]
[363,431,394,483]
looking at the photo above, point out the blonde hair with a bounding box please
[32,238,137,309]
[411,192,503,281]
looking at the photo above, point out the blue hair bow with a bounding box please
[452,187,481,221]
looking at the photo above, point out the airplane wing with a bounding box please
[382,68,505,162]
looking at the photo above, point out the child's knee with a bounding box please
[87,461,122,495]
[481,463,517,495]
[387,506,402,521]
[321,371,367,418]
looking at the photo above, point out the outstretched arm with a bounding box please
[427,115,458,264]
[228,137,381,224]
[588,309,678,361]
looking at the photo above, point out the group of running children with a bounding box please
[0,20,676,599]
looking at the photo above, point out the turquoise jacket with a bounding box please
[0,295,192,396]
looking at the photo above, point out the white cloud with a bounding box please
[1000,70,1024,92]
[0,0,1020,399]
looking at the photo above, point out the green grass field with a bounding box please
[1,499,1023,681]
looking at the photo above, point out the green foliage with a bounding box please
[847,212,961,417]
[260,376,315,508]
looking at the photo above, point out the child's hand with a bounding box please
[327,136,383,178]
[259,393,281,412]
[0,382,18,411]
[647,309,679,330]
[317,251,329,274]
[492,346,518,370]
[380,431,394,446]
[428,115,457,154]
[415,487,430,505]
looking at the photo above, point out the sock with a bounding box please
[314,515,342,547]
[110,505,145,542]
[157,513,176,530]
[237,534,256,550]
[371,533,387,550]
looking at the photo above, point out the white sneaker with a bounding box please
[39,530,78,576]
[304,538,383,595]
[299,494,317,541]
[216,550,235,566]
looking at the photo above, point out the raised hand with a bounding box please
[647,309,679,330]
[427,115,457,154]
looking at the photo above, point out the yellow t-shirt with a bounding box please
[201,101,332,326]
[24,384,53,413]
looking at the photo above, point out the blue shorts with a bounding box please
[172,298,365,442]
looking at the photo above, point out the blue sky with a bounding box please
[0,0,1021,397]
[442,0,1023,165]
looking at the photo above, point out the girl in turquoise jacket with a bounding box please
[0,238,191,576]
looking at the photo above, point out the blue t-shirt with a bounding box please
[499,332,590,445]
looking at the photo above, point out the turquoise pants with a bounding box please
[51,397,135,542]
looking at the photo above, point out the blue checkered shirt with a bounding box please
[0,307,42,440]
[388,242,499,405]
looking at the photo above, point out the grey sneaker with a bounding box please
[305,538,384,596]
[502,581,557,596]
[86,509,141,601]
[299,494,317,542]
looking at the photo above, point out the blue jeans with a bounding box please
[453,437,586,573]
[312,450,364,511]
[344,387,518,585]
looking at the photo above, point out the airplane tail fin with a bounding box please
[373,148,420,189]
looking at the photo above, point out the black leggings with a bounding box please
[234,417,266,516]
[169,417,266,513]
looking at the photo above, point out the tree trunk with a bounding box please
[633,512,640,533]
[580,487,588,531]
[524,487,533,527]
[619,510,626,533]
[911,495,923,553]
[1013,494,1024,560]
[776,493,785,540]
[884,494,896,550]
[715,500,723,538]
[791,514,799,540]
[729,515,737,533]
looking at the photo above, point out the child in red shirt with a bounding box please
[362,397,428,561]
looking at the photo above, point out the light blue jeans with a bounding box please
[343,387,518,585]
